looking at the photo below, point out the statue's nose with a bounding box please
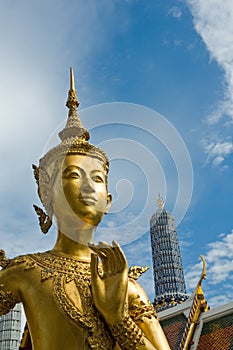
[81,177,95,194]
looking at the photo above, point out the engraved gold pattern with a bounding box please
[38,68,108,172]
[0,284,19,315]
[0,250,10,268]
[128,266,149,280]
[110,315,145,350]
[129,299,158,323]
[65,67,79,110]
[27,251,115,349]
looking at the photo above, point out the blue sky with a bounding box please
[0,0,233,310]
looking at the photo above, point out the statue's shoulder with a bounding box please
[128,265,150,299]
[0,249,40,272]
[128,265,149,281]
[127,266,157,322]
[0,250,31,315]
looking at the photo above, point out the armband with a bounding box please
[0,284,19,315]
[129,299,158,323]
[110,315,145,350]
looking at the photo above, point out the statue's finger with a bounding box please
[88,244,107,258]
[98,242,119,273]
[112,240,128,271]
[89,242,113,275]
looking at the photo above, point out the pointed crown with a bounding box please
[39,68,109,171]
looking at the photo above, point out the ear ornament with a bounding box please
[33,205,52,234]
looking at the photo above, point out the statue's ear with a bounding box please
[32,164,52,219]
[32,165,53,234]
[105,193,112,214]
[32,164,50,187]
[33,204,52,234]
[32,164,39,186]
[39,184,50,201]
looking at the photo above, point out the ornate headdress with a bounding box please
[33,68,109,233]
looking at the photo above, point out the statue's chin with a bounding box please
[54,212,97,243]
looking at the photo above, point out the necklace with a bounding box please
[26,251,115,349]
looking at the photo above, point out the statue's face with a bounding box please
[52,154,112,227]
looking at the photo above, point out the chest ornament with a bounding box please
[28,251,115,349]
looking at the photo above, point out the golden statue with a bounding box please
[0,69,171,350]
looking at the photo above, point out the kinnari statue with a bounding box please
[0,69,171,350]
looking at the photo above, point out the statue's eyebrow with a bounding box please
[62,165,85,176]
[90,169,105,175]
[62,166,105,178]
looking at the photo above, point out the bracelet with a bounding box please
[129,300,158,323]
[110,315,145,350]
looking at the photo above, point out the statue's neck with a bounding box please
[52,231,94,261]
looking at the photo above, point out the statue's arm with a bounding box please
[0,252,21,316]
[0,268,21,316]
[89,242,171,350]
[127,278,171,350]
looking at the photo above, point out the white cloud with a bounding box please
[185,259,203,291]
[179,229,194,249]
[0,206,57,258]
[202,138,233,167]
[186,0,233,123]
[207,293,232,309]
[185,230,233,307]
[212,156,224,167]
[207,231,233,278]
[168,6,183,19]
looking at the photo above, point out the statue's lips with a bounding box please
[79,196,97,206]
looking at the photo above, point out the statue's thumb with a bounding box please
[90,253,99,281]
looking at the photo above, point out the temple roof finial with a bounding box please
[66,67,80,110]
[156,194,164,209]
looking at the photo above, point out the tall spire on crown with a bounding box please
[66,67,79,109]
[58,67,90,142]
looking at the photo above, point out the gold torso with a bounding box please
[8,251,115,350]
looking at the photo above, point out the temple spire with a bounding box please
[156,194,164,209]
[150,202,189,311]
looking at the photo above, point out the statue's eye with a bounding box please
[92,175,104,183]
[67,172,80,179]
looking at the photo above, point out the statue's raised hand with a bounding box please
[88,240,128,326]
